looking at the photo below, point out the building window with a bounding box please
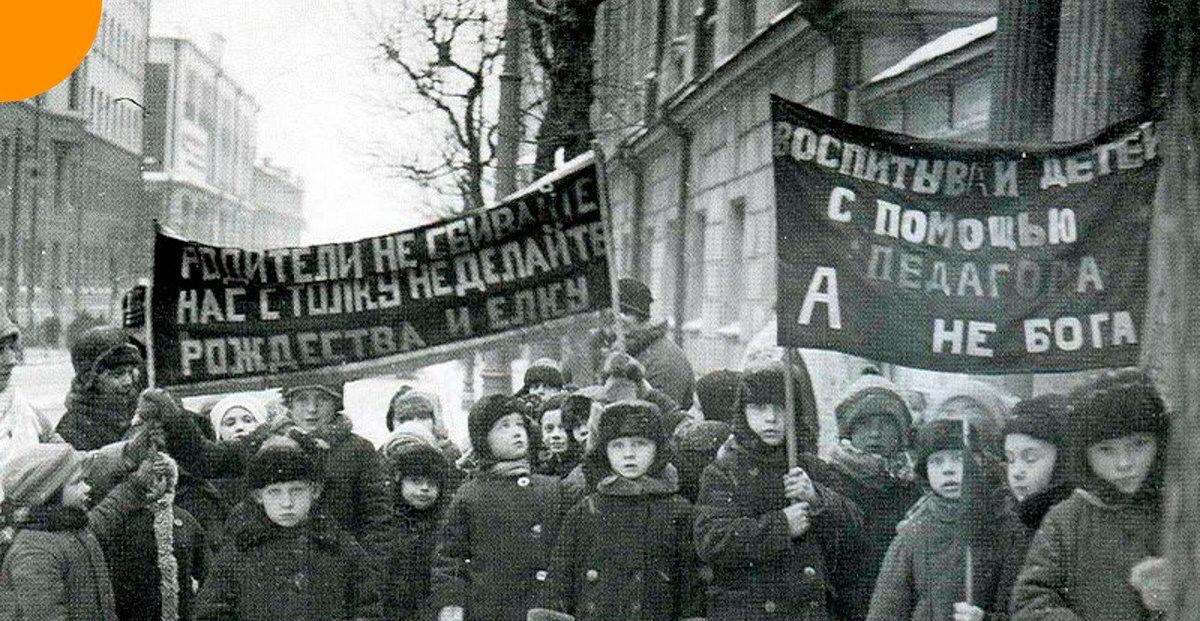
[67,67,83,110]
[52,143,69,209]
[185,72,197,120]
[724,198,747,323]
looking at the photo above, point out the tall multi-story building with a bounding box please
[591,0,1003,431]
[0,0,153,330]
[252,158,305,248]
[143,34,260,246]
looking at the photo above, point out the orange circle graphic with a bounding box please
[0,2,103,103]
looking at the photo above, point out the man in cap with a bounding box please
[600,278,696,409]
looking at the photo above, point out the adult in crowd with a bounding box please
[598,278,695,410]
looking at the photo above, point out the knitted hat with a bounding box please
[695,370,742,425]
[914,418,965,482]
[833,372,912,440]
[246,443,322,490]
[2,444,87,507]
[592,400,670,475]
[387,388,438,432]
[617,278,653,318]
[524,358,565,390]
[208,394,269,438]
[467,394,533,463]
[69,325,143,378]
[1003,393,1069,447]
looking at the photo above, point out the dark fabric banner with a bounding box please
[772,96,1159,374]
[151,157,610,392]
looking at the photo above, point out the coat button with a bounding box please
[585,569,599,582]
[517,476,531,487]
[173,518,183,527]
[632,571,642,581]
[630,603,641,612]
[803,566,816,576]
[748,467,759,477]
[763,600,777,613]
[531,524,543,534]
[535,570,548,581]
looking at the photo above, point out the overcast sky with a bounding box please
[152,0,432,244]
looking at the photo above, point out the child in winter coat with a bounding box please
[824,371,922,591]
[980,394,1073,620]
[694,363,868,621]
[1011,369,1171,621]
[0,444,155,621]
[520,358,567,399]
[195,442,381,621]
[671,370,738,503]
[867,419,1004,621]
[380,432,452,621]
[431,394,565,621]
[104,454,207,621]
[535,395,583,478]
[542,400,704,621]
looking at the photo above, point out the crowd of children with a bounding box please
[0,294,1179,621]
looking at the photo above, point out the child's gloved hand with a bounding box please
[952,602,984,621]
[783,467,817,504]
[438,606,465,621]
[783,502,810,538]
[131,455,161,488]
[1130,557,1171,612]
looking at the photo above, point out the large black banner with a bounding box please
[152,156,610,392]
[772,96,1159,373]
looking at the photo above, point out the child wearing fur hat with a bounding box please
[539,400,704,621]
[1011,369,1171,621]
[379,433,452,621]
[431,394,565,621]
[521,358,566,399]
[0,444,159,621]
[195,442,381,621]
[867,419,1005,621]
[694,362,869,621]
[823,371,922,591]
[534,394,584,478]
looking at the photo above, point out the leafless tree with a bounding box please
[523,0,601,177]
[365,0,506,215]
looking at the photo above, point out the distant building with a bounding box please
[252,159,305,247]
[0,0,153,329]
[143,34,261,246]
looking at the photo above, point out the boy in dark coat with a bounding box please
[431,394,565,621]
[694,363,868,621]
[0,444,153,621]
[103,454,208,621]
[534,394,583,478]
[379,433,451,621]
[867,419,1004,621]
[1011,369,1171,621]
[195,442,381,621]
[823,371,922,590]
[543,400,704,621]
[982,394,1072,620]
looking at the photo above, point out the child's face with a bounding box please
[400,475,440,510]
[570,423,589,445]
[528,383,562,398]
[540,410,569,454]
[487,413,529,461]
[1087,433,1157,494]
[254,480,320,527]
[926,449,963,499]
[850,414,903,457]
[60,467,91,509]
[219,406,262,442]
[606,436,657,479]
[1005,433,1058,501]
[287,389,339,432]
[745,403,786,446]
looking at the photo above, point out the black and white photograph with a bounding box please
[1,0,1197,620]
